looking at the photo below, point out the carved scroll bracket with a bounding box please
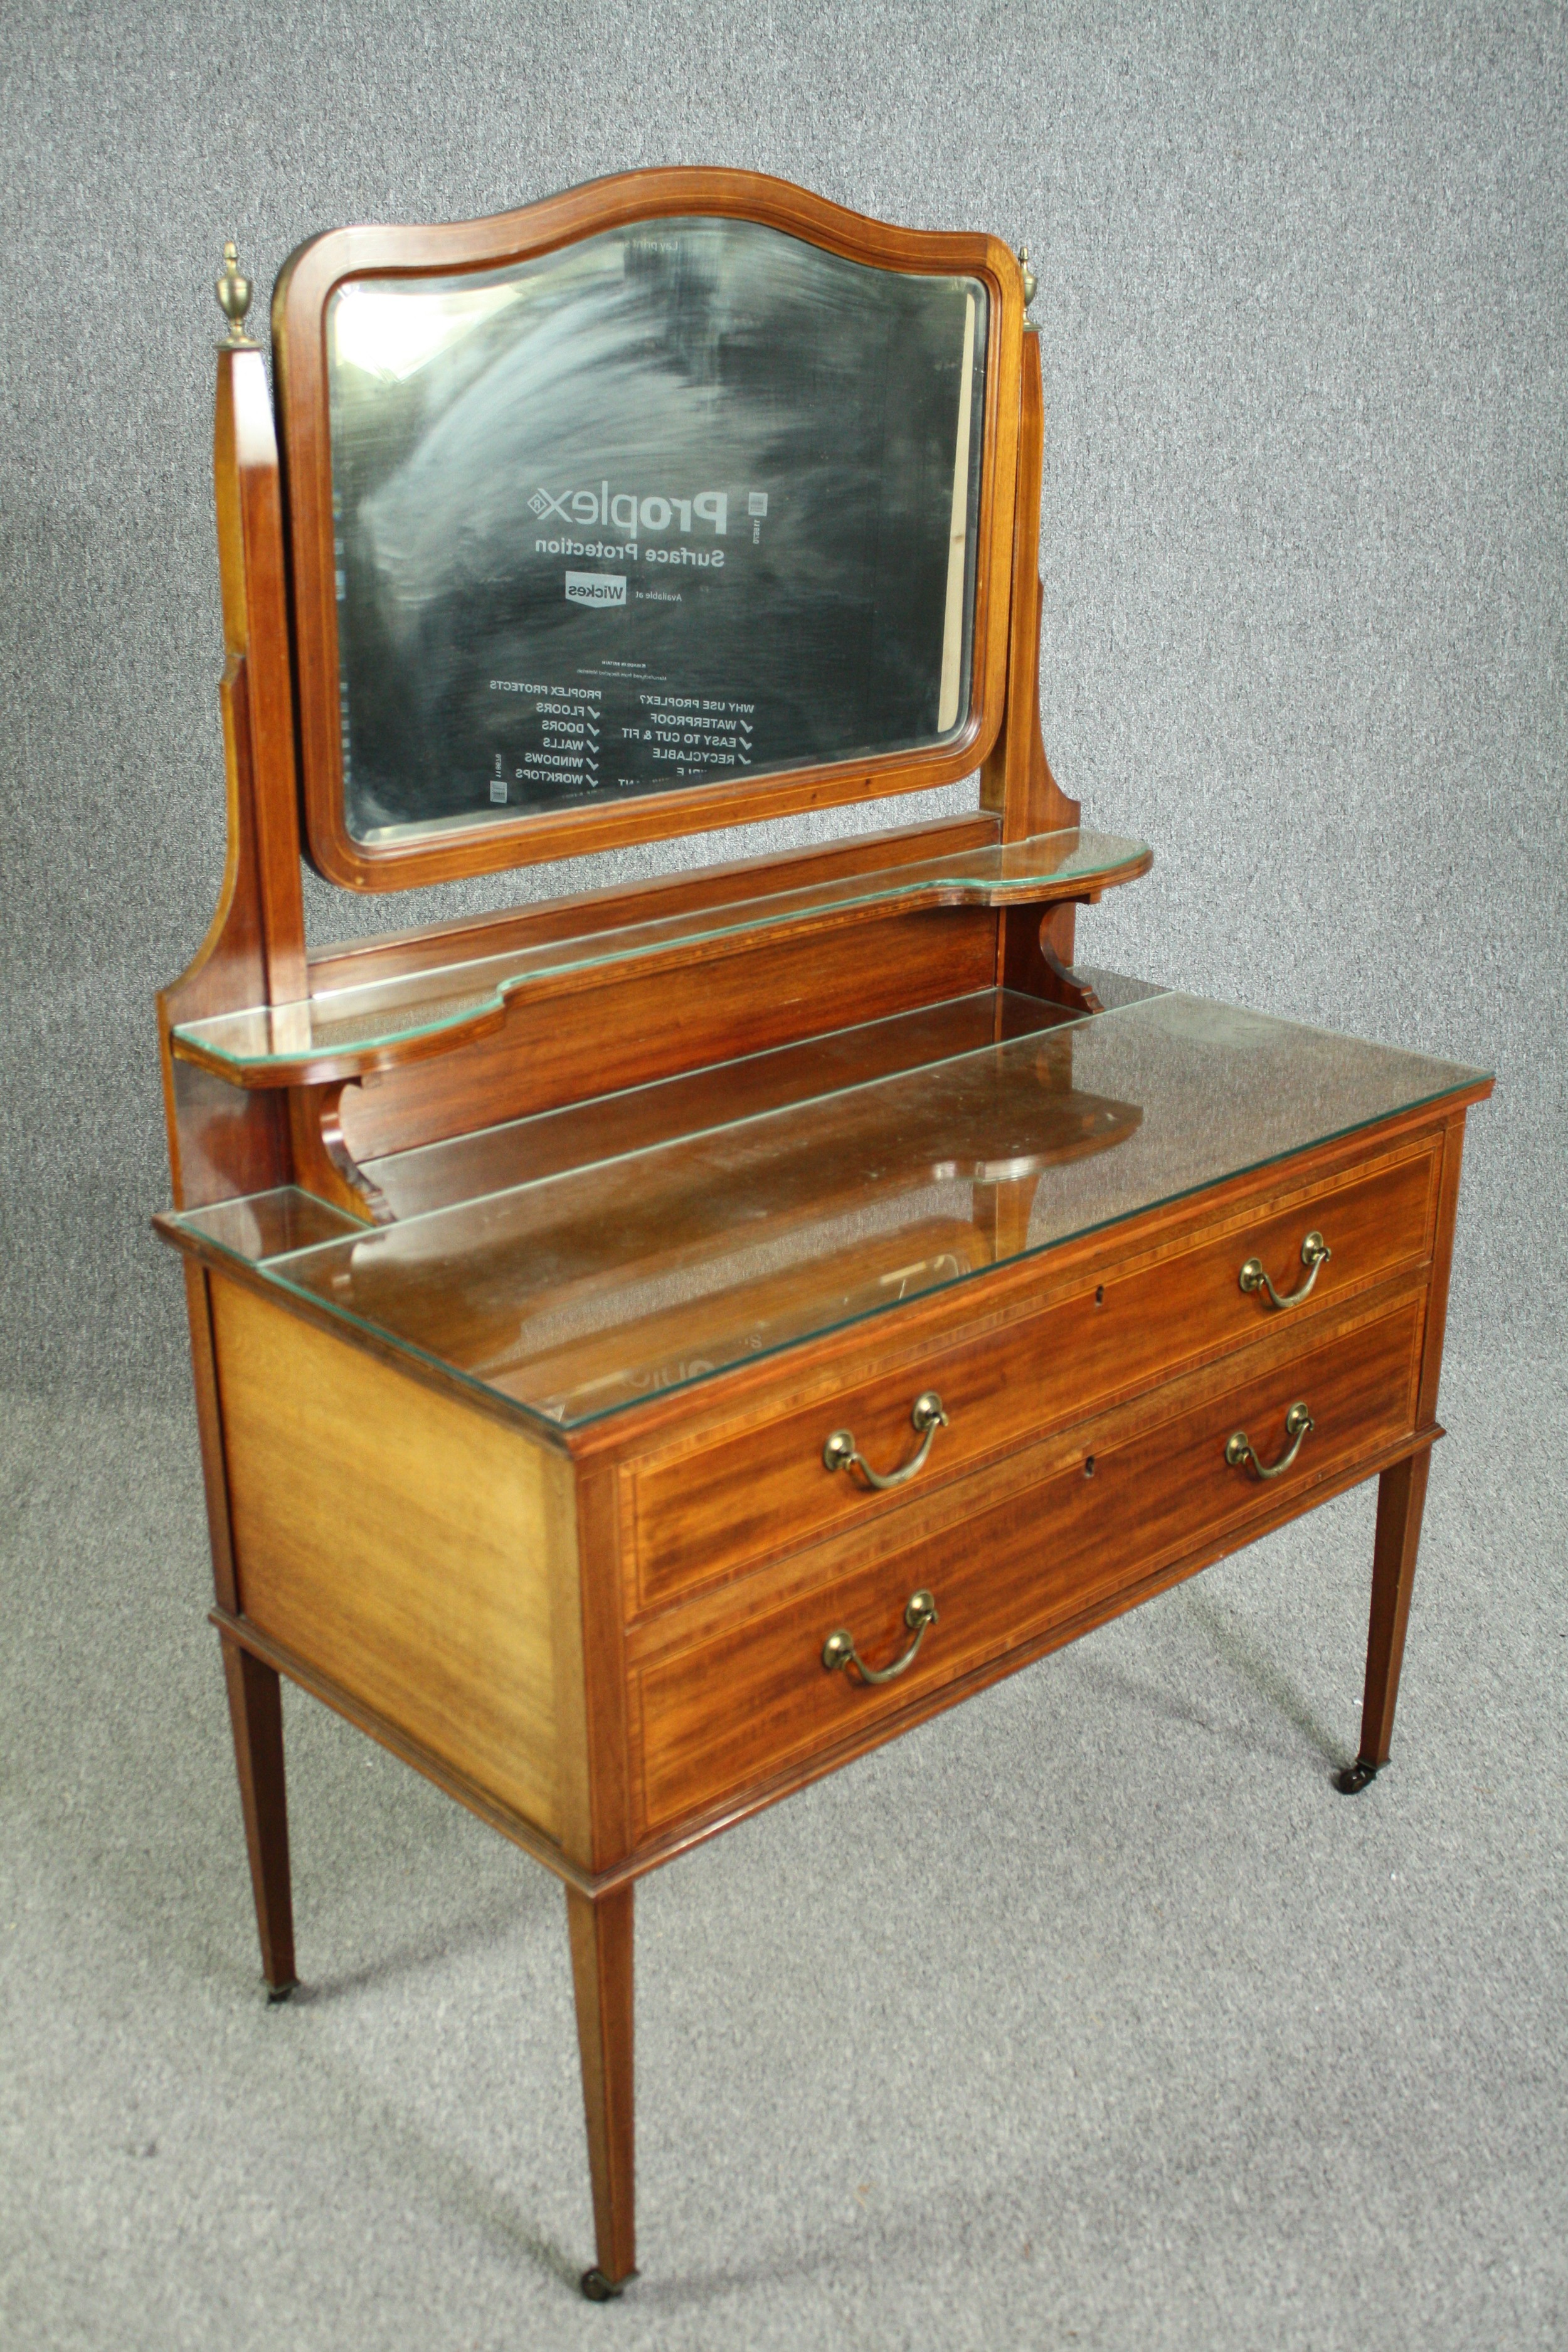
[997,901,1105,1018]
[287,1081,393,1226]
[1035,929,1104,1018]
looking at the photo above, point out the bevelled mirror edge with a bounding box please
[271,168,1024,893]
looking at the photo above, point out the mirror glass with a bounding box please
[326,217,989,842]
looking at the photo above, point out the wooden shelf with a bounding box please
[169,828,1152,1089]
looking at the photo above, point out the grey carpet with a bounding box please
[3,1351,1564,2350]
[3,2,1565,2344]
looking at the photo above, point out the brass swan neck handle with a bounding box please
[823,1392,948,1490]
[1239,1231,1330,1310]
[822,1590,939,1685]
[1226,1402,1315,1481]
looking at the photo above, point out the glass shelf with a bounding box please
[167,828,1152,1085]
[361,981,1140,1221]
[161,984,1490,1434]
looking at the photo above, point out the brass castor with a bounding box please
[1333,1761,1380,1795]
[265,1979,299,2005]
[580,2267,630,2302]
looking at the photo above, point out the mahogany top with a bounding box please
[157,983,1490,1435]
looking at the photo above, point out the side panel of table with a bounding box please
[206,1272,585,1851]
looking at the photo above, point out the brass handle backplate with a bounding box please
[1226,1401,1314,1480]
[1239,1231,1330,1310]
[822,1590,939,1684]
[824,1391,948,1490]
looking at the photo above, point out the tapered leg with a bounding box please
[567,1883,635,2298]
[1336,1448,1432,1794]
[220,1638,299,1996]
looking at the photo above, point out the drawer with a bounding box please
[627,1135,1440,1614]
[633,1293,1424,1836]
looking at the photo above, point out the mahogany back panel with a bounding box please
[340,903,1002,1165]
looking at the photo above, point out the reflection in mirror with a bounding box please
[326,218,989,843]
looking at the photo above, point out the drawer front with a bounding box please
[633,1295,1423,1836]
[628,1136,1439,1614]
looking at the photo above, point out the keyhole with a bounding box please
[1094,1285,1105,1306]
[1084,1455,1096,1478]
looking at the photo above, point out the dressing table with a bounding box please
[154,171,1490,2298]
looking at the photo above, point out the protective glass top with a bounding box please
[327,216,989,844]
[166,986,1488,1431]
[167,829,1149,1076]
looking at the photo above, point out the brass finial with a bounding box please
[1017,245,1038,319]
[216,240,258,347]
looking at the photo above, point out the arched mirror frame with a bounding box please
[273,167,1025,893]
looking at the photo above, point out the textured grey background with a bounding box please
[2,6,1564,2349]
[2,0,1564,1394]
